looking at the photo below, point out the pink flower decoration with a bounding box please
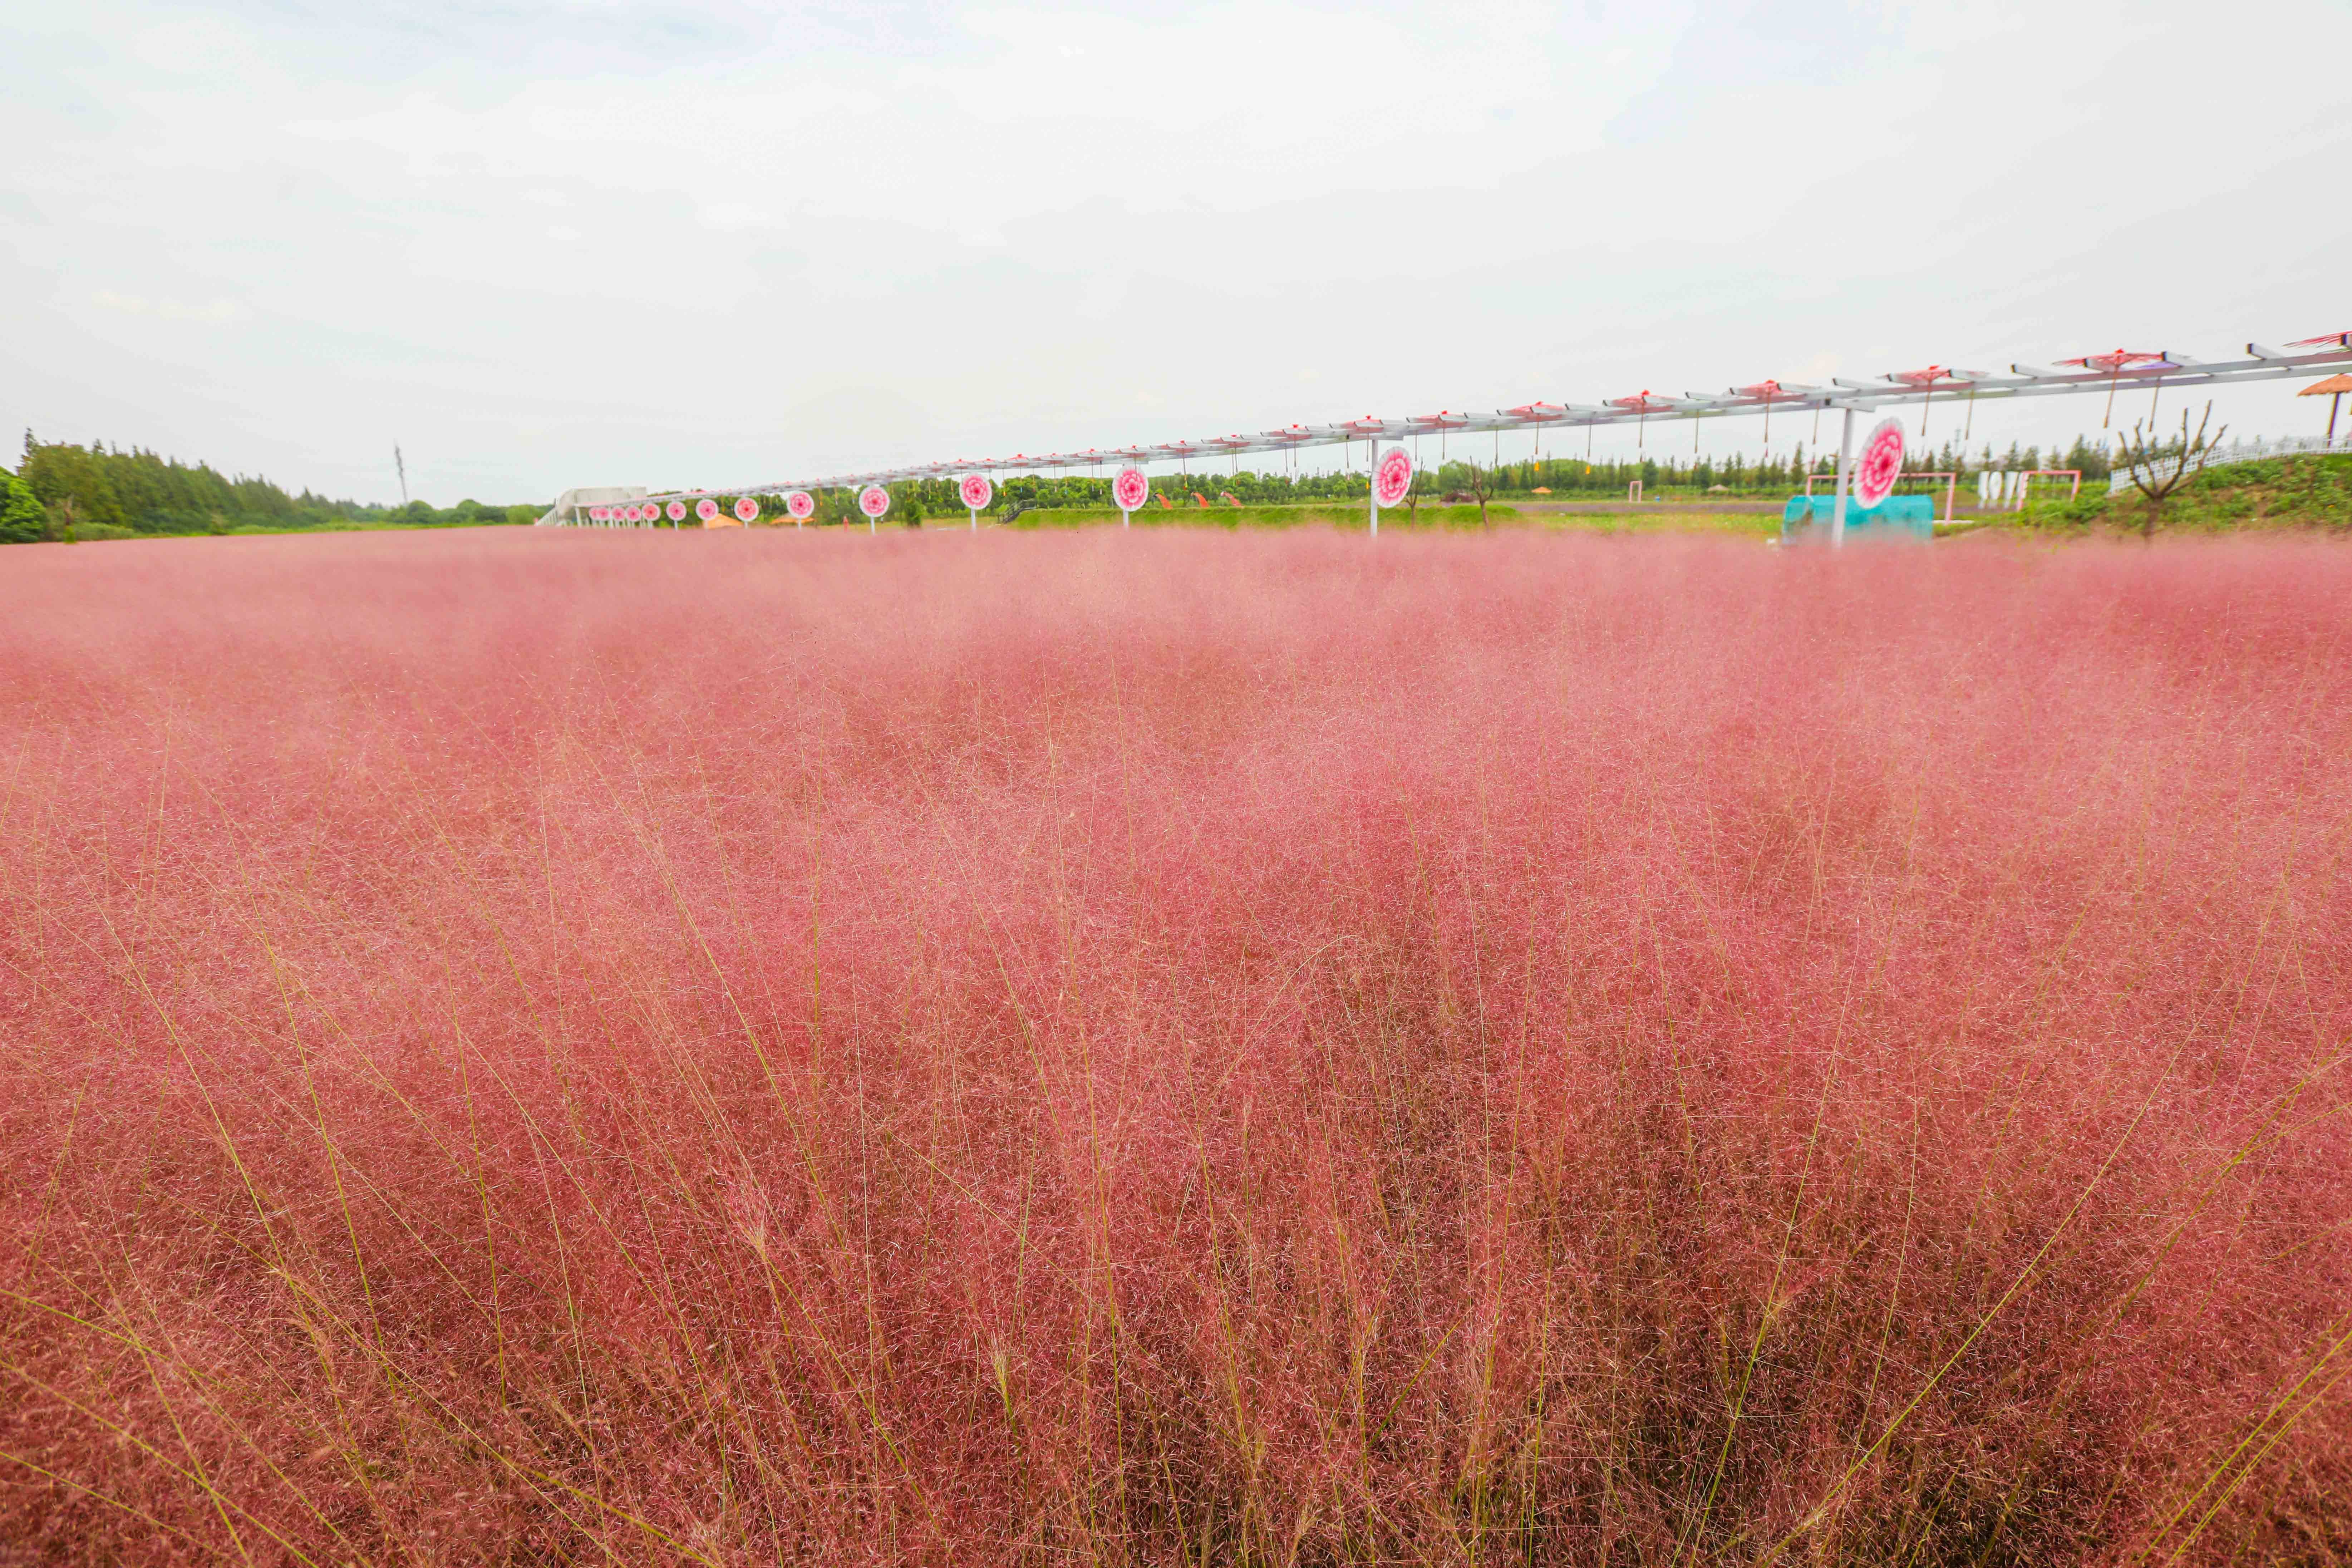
[1374,447,1414,509]
[785,491,815,520]
[668,501,687,522]
[1113,467,1150,511]
[735,497,759,522]
[1853,418,1906,508]
[696,498,719,521]
[860,486,891,517]
[960,474,993,510]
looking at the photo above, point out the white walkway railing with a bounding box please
[2109,433,2352,493]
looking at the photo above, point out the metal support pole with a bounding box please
[969,506,978,533]
[1368,441,1379,539]
[1830,405,1857,546]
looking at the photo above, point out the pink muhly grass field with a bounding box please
[3,527,2350,1567]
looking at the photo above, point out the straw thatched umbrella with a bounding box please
[2300,373,2352,441]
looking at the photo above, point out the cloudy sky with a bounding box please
[4,0,2347,505]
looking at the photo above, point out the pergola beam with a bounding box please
[582,340,2352,506]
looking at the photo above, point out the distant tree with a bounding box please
[0,467,45,544]
[2113,401,2226,539]
[10,431,380,535]
[505,504,538,526]
[19,440,124,531]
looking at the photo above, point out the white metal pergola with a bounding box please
[545,334,2352,542]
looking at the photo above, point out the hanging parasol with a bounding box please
[1880,366,1984,439]
[2055,350,2171,427]
[1609,391,1672,448]
[1732,380,1801,451]
[1504,403,1566,463]
[1407,409,1471,462]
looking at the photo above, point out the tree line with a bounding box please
[4,424,2129,545]
[1,432,534,544]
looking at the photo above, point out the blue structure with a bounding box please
[1780,493,1935,542]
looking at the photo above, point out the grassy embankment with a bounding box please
[992,500,1783,536]
[1944,453,2352,536]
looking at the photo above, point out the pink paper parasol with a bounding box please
[1609,391,1671,448]
[2057,350,2171,426]
[1852,417,1905,509]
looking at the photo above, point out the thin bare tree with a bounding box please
[1456,461,1496,530]
[1404,468,1431,526]
[2112,400,2226,539]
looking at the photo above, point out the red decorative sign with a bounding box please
[1853,418,1906,509]
[1112,467,1150,512]
[734,496,759,522]
[959,473,993,510]
[784,491,815,521]
[695,498,719,522]
[858,485,891,519]
[1373,446,1414,509]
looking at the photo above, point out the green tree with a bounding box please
[19,440,126,530]
[0,466,46,544]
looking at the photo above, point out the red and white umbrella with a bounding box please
[1885,366,1963,437]
[1732,380,1799,448]
[2057,350,2172,426]
[1609,391,1672,448]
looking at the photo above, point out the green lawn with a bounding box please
[978,501,1780,536]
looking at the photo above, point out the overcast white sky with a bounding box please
[4,0,2347,505]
